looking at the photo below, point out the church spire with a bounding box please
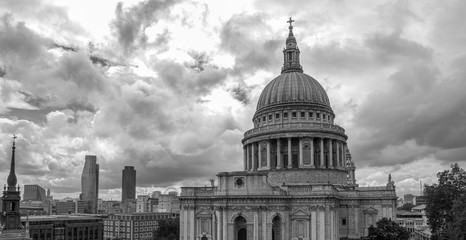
[281,17,303,74]
[7,135,17,190]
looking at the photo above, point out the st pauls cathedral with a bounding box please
[179,19,397,240]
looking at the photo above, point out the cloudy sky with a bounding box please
[1,0,465,200]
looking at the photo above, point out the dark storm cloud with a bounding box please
[230,85,251,105]
[111,0,178,53]
[153,59,227,96]
[365,32,433,64]
[220,14,282,75]
[351,59,466,166]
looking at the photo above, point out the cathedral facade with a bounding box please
[179,19,397,240]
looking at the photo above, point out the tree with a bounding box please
[398,202,415,211]
[153,218,179,240]
[368,217,409,240]
[424,163,466,240]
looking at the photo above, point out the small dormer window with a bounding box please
[284,112,288,118]
[268,114,272,120]
[310,112,314,118]
[276,113,280,119]
[300,112,305,118]
[263,116,266,122]
[292,112,297,118]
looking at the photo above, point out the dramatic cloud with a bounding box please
[111,0,178,53]
[0,0,465,200]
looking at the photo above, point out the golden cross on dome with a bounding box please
[287,17,294,27]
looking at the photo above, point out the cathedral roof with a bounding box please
[256,72,331,112]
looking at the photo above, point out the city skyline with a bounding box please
[0,0,465,200]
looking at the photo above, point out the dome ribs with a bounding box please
[255,72,332,112]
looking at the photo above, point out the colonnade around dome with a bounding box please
[242,137,348,171]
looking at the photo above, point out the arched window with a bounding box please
[272,216,282,240]
[235,216,247,240]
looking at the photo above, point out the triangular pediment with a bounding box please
[363,207,378,215]
[291,209,309,216]
[196,210,212,216]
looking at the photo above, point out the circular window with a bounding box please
[235,178,244,188]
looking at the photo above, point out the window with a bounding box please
[262,116,266,122]
[342,218,347,225]
[310,112,313,118]
[322,114,326,120]
[257,118,260,123]
[292,112,297,118]
[317,113,320,118]
[284,112,288,118]
[301,112,305,118]
[268,114,272,120]
[276,113,280,119]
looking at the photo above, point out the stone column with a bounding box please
[336,141,340,169]
[310,138,315,167]
[325,205,330,240]
[223,209,227,240]
[212,211,216,240]
[217,210,222,240]
[342,143,346,167]
[258,142,262,168]
[299,138,304,167]
[354,205,359,237]
[319,206,325,240]
[266,140,271,170]
[190,207,195,239]
[184,206,188,240]
[287,138,292,169]
[262,211,267,240]
[329,139,333,169]
[252,143,257,170]
[320,138,325,167]
[311,207,317,240]
[277,139,282,169]
[254,211,259,240]
[243,146,247,171]
[249,144,253,170]
[330,207,335,240]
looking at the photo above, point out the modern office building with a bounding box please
[122,166,136,202]
[21,215,104,240]
[55,200,89,215]
[179,20,397,240]
[103,212,179,240]
[81,155,99,214]
[0,137,32,239]
[23,185,46,202]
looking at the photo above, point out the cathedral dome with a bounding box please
[256,71,331,113]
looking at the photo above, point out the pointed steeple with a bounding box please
[281,17,303,74]
[7,135,17,190]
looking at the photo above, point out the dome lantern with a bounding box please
[282,17,303,74]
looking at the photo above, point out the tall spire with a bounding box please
[281,17,303,74]
[7,135,17,189]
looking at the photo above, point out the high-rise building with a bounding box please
[81,155,99,214]
[122,166,136,202]
[23,185,46,201]
[0,136,32,239]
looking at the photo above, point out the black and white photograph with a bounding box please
[0,0,465,239]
